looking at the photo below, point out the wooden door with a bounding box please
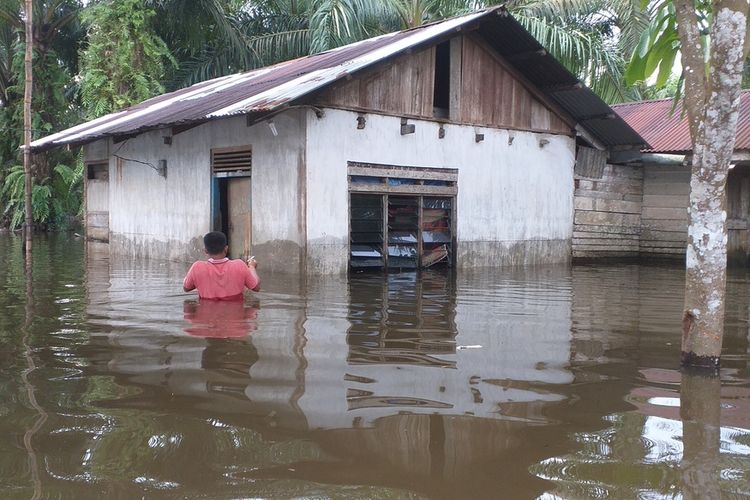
[227,177,252,260]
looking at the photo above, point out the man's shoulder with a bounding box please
[188,260,212,273]
[228,259,249,270]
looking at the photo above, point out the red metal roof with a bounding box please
[613,91,750,154]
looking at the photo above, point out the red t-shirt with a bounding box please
[183,258,260,300]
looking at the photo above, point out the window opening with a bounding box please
[350,194,385,269]
[433,41,451,118]
[350,193,454,271]
[421,197,452,267]
[348,162,456,271]
[87,162,108,181]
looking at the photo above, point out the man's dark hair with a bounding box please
[204,231,228,255]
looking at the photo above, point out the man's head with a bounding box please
[204,231,228,257]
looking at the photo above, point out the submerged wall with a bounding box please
[572,162,687,260]
[573,161,750,263]
[640,165,689,258]
[305,108,576,273]
[573,164,642,259]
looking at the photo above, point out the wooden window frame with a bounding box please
[348,162,457,270]
[348,161,457,196]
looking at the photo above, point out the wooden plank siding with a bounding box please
[313,35,572,136]
[458,36,570,134]
[573,164,643,259]
[727,165,750,262]
[315,47,436,117]
[640,165,689,257]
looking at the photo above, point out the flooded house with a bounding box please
[572,94,750,264]
[30,6,644,274]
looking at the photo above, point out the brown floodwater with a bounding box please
[2,234,750,499]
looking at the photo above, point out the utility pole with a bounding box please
[23,0,33,261]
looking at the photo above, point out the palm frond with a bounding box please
[515,12,632,103]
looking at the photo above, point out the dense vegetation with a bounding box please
[0,0,650,230]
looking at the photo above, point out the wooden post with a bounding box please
[23,0,33,260]
[448,37,462,122]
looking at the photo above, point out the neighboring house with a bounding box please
[572,94,750,264]
[31,6,644,274]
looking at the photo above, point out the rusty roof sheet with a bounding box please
[613,91,750,154]
[31,7,644,152]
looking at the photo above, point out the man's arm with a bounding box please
[246,258,261,292]
[183,264,196,292]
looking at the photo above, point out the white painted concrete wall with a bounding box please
[102,110,306,269]
[90,106,574,272]
[305,108,576,273]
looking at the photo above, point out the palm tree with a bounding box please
[175,0,645,103]
[502,0,649,102]
[146,0,254,90]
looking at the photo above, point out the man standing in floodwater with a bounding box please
[183,231,261,300]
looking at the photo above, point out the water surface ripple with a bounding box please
[1,234,749,498]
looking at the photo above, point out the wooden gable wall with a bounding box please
[315,47,436,117]
[458,36,570,134]
[313,35,573,136]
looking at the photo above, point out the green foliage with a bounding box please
[0,1,84,231]
[1,158,82,230]
[625,1,682,89]
[79,0,176,118]
[506,0,649,103]
[3,166,48,229]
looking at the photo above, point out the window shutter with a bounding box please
[211,147,252,176]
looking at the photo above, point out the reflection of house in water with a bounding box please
[298,268,574,429]
[346,272,458,367]
[83,262,577,429]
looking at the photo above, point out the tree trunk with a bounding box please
[677,0,749,369]
[23,0,33,260]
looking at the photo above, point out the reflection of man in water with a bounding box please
[183,300,258,338]
[183,231,261,300]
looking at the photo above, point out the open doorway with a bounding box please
[211,147,253,260]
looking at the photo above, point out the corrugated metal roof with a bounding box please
[31,6,645,152]
[613,91,750,154]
